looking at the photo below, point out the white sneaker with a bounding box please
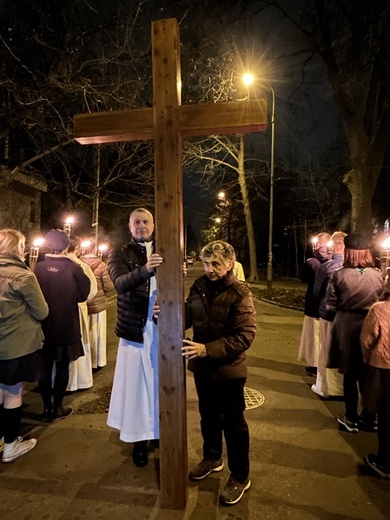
[2,436,37,463]
[311,384,329,398]
[0,437,4,453]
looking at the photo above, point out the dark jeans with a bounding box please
[378,412,390,468]
[194,375,249,482]
[343,362,375,423]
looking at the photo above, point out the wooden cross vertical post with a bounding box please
[152,19,187,509]
[74,18,267,510]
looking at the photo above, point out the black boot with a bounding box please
[39,362,55,422]
[40,388,54,422]
[132,440,148,467]
[149,439,159,449]
[42,405,54,422]
[52,406,73,421]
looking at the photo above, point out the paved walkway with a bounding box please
[0,279,389,519]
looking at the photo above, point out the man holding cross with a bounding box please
[75,17,267,509]
[107,208,163,467]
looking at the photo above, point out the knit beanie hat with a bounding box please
[45,229,70,252]
[344,232,371,250]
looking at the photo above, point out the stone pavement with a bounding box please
[0,269,389,519]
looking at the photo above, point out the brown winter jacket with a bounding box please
[81,255,114,315]
[185,270,256,379]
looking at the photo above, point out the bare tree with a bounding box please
[185,135,267,282]
[0,0,156,233]
[246,0,390,231]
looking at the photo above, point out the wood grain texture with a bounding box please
[74,100,267,144]
[152,18,187,510]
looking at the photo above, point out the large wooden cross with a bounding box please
[74,18,266,510]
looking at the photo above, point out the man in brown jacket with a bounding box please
[182,240,256,506]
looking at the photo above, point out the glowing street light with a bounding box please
[243,73,254,86]
[243,73,275,290]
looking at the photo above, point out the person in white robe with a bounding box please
[311,231,346,398]
[297,233,330,376]
[107,208,163,467]
[66,236,97,391]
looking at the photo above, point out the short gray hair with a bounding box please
[201,240,235,265]
[129,208,154,222]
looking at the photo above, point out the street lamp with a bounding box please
[243,73,275,290]
[267,83,275,291]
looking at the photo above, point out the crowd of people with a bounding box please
[0,227,114,461]
[298,231,390,479]
[0,212,256,506]
[1,217,389,508]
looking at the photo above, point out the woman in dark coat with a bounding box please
[182,240,256,506]
[34,229,91,421]
[325,232,383,433]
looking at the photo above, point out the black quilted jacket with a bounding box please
[108,239,155,342]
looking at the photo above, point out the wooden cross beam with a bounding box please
[74,18,267,510]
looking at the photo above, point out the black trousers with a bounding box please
[344,360,375,423]
[378,412,390,468]
[194,375,249,482]
[39,357,70,409]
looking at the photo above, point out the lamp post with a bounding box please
[267,83,275,291]
[243,74,275,290]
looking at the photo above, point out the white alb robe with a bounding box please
[89,310,108,369]
[107,243,159,443]
[311,318,343,398]
[298,315,320,367]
